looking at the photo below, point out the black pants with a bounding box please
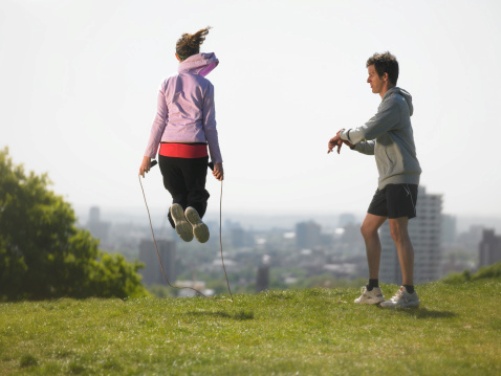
[158,155,210,229]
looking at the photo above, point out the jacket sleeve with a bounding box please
[340,97,401,145]
[202,83,223,163]
[144,83,169,158]
[352,140,375,155]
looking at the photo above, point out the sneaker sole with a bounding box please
[354,297,385,305]
[170,204,194,242]
[185,207,210,243]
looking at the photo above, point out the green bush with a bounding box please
[442,262,501,284]
[0,147,148,300]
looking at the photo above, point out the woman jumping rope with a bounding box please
[139,27,224,243]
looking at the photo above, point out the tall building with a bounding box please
[379,186,442,284]
[479,229,501,267]
[255,255,271,292]
[441,214,457,245]
[86,206,110,243]
[296,221,322,249]
[139,239,176,285]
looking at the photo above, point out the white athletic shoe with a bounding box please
[380,286,420,308]
[185,206,210,243]
[170,204,193,242]
[354,287,385,305]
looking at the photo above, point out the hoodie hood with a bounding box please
[178,52,219,77]
[387,87,413,116]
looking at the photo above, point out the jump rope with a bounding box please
[138,160,233,299]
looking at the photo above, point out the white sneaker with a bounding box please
[170,204,193,242]
[185,206,210,243]
[354,287,385,305]
[380,286,420,308]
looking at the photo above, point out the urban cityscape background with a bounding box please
[80,186,501,297]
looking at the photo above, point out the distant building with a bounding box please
[296,221,322,249]
[256,255,270,292]
[338,213,357,227]
[139,239,176,285]
[479,229,501,267]
[86,206,111,243]
[441,214,457,244]
[457,225,486,254]
[380,186,443,284]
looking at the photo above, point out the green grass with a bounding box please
[1,280,500,375]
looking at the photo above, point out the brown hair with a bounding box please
[366,52,399,85]
[176,27,211,60]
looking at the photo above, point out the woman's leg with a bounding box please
[181,157,210,218]
[158,155,188,228]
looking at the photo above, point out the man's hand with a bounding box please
[328,129,354,154]
[328,133,344,154]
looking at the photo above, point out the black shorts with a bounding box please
[367,184,418,219]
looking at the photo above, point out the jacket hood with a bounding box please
[387,87,413,116]
[178,52,219,77]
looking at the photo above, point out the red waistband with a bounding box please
[159,143,208,158]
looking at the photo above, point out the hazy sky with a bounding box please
[1,0,501,222]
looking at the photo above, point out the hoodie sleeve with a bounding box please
[144,82,169,158]
[352,140,375,155]
[339,95,401,145]
[202,82,222,163]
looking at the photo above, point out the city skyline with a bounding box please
[84,184,497,293]
[77,197,501,235]
[2,1,501,219]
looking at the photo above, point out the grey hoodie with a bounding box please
[339,87,421,190]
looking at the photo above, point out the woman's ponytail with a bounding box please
[176,27,211,60]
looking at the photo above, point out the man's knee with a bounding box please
[361,222,377,240]
[361,215,385,240]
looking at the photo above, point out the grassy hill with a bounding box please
[1,267,500,375]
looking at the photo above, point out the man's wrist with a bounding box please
[337,128,350,142]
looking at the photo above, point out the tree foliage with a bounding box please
[0,147,147,300]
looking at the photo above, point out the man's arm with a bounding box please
[351,140,375,155]
[338,98,400,145]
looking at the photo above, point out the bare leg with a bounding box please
[388,217,414,285]
[360,214,387,280]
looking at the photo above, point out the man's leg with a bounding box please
[388,217,414,286]
[360,213,387,280]
[379,185,420,308]
[381,216,419,308]
[354,213,387,304]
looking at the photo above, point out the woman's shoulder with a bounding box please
[158,74,177,89]
[159,73,213,94]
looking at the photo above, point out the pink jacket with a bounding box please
[144,53,222,163]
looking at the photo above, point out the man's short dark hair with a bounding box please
[366,52,399,85]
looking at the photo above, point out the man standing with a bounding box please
[328,52,421,308]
